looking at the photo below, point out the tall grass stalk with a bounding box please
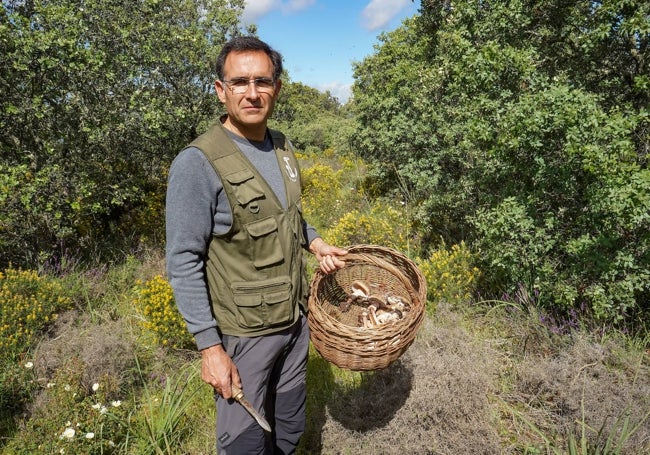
[129,358,201,455]
[567,406,650,455]
[501,396,650,454]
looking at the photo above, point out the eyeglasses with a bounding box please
[222,77,276,94]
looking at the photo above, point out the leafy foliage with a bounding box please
[135,275,193,349]
[471,85,649,321]
[416,241,480,309]
[324,202,414,253]
[300,154,365,230]
[0,0,247,267]
[271,80,354,153]
[0,266,72,361]
[352,0,649,326]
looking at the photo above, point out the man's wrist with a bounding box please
[201,343,224,356]
[309,237,324,254]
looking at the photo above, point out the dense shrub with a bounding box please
[134,275,193,349]
[300,155,365,232]
[0,0,242,268]
[471,90,650,323]
[0,266,72,361]
[0,266,73,437]
[324,202,414,253]
[351,1,650,327]
[416,242,481,310]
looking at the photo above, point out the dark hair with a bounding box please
[215,36,283,81]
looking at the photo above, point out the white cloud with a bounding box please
[315,81,353,104]
[361,0,411,31]
[283,0,316,13]
[242,0,315,25]
[242,0,278,24]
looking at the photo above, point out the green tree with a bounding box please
[352,0,649,324]
[0,0,247,266]
[271,80,354,153]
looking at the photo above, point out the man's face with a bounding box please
[215,50,281,138]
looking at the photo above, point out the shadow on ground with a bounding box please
[302,352,414,453]
[327,357,414,432]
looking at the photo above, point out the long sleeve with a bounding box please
[165,147,225,350]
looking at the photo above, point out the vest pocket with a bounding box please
[245,216,285,269]
[231,277,294,329]
[225,170,265,206]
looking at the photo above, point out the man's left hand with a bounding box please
[309,238,347,273]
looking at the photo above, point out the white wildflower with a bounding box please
[60,427,75,439]
[92,383,100,392]
[108,440,115,447]
[85,432,94,439]
[92,403,102,410]
[64,384,71,392]
[24,361,34,369]
[100,406,108,414]
[46,382,55,388]
[111,400,121,407]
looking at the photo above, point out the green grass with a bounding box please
[126,359,202,455]
[1,253,649,454]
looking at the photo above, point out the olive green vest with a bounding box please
[190,122,308,337]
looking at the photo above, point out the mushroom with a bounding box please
[350,280,371,299]
[367,305,380,327]
[387,295,410,313]
[358,309,373,328]
[342,280,373,312]
[374,309,402,324]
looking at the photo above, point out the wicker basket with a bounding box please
[308,244,427,371]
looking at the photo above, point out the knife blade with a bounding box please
[231,384,272,432]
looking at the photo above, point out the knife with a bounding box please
[231,384,272,432]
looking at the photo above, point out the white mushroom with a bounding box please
[350,280,371,298]
[374,310,401,324]
[387,295,410,312]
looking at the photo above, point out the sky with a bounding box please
[241,0,421,103]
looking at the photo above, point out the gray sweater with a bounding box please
[165,131,319,350]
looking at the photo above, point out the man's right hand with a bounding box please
[200,344,241,399]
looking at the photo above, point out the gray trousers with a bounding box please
[217,313,309,455]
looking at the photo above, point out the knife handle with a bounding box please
[231,384,245,401]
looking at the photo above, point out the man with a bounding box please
[165,36,347,454]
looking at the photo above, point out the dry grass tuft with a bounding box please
[308,303,650,454]
[507,335,650,451]
[315,307,502,454]
[32,310,138,396]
